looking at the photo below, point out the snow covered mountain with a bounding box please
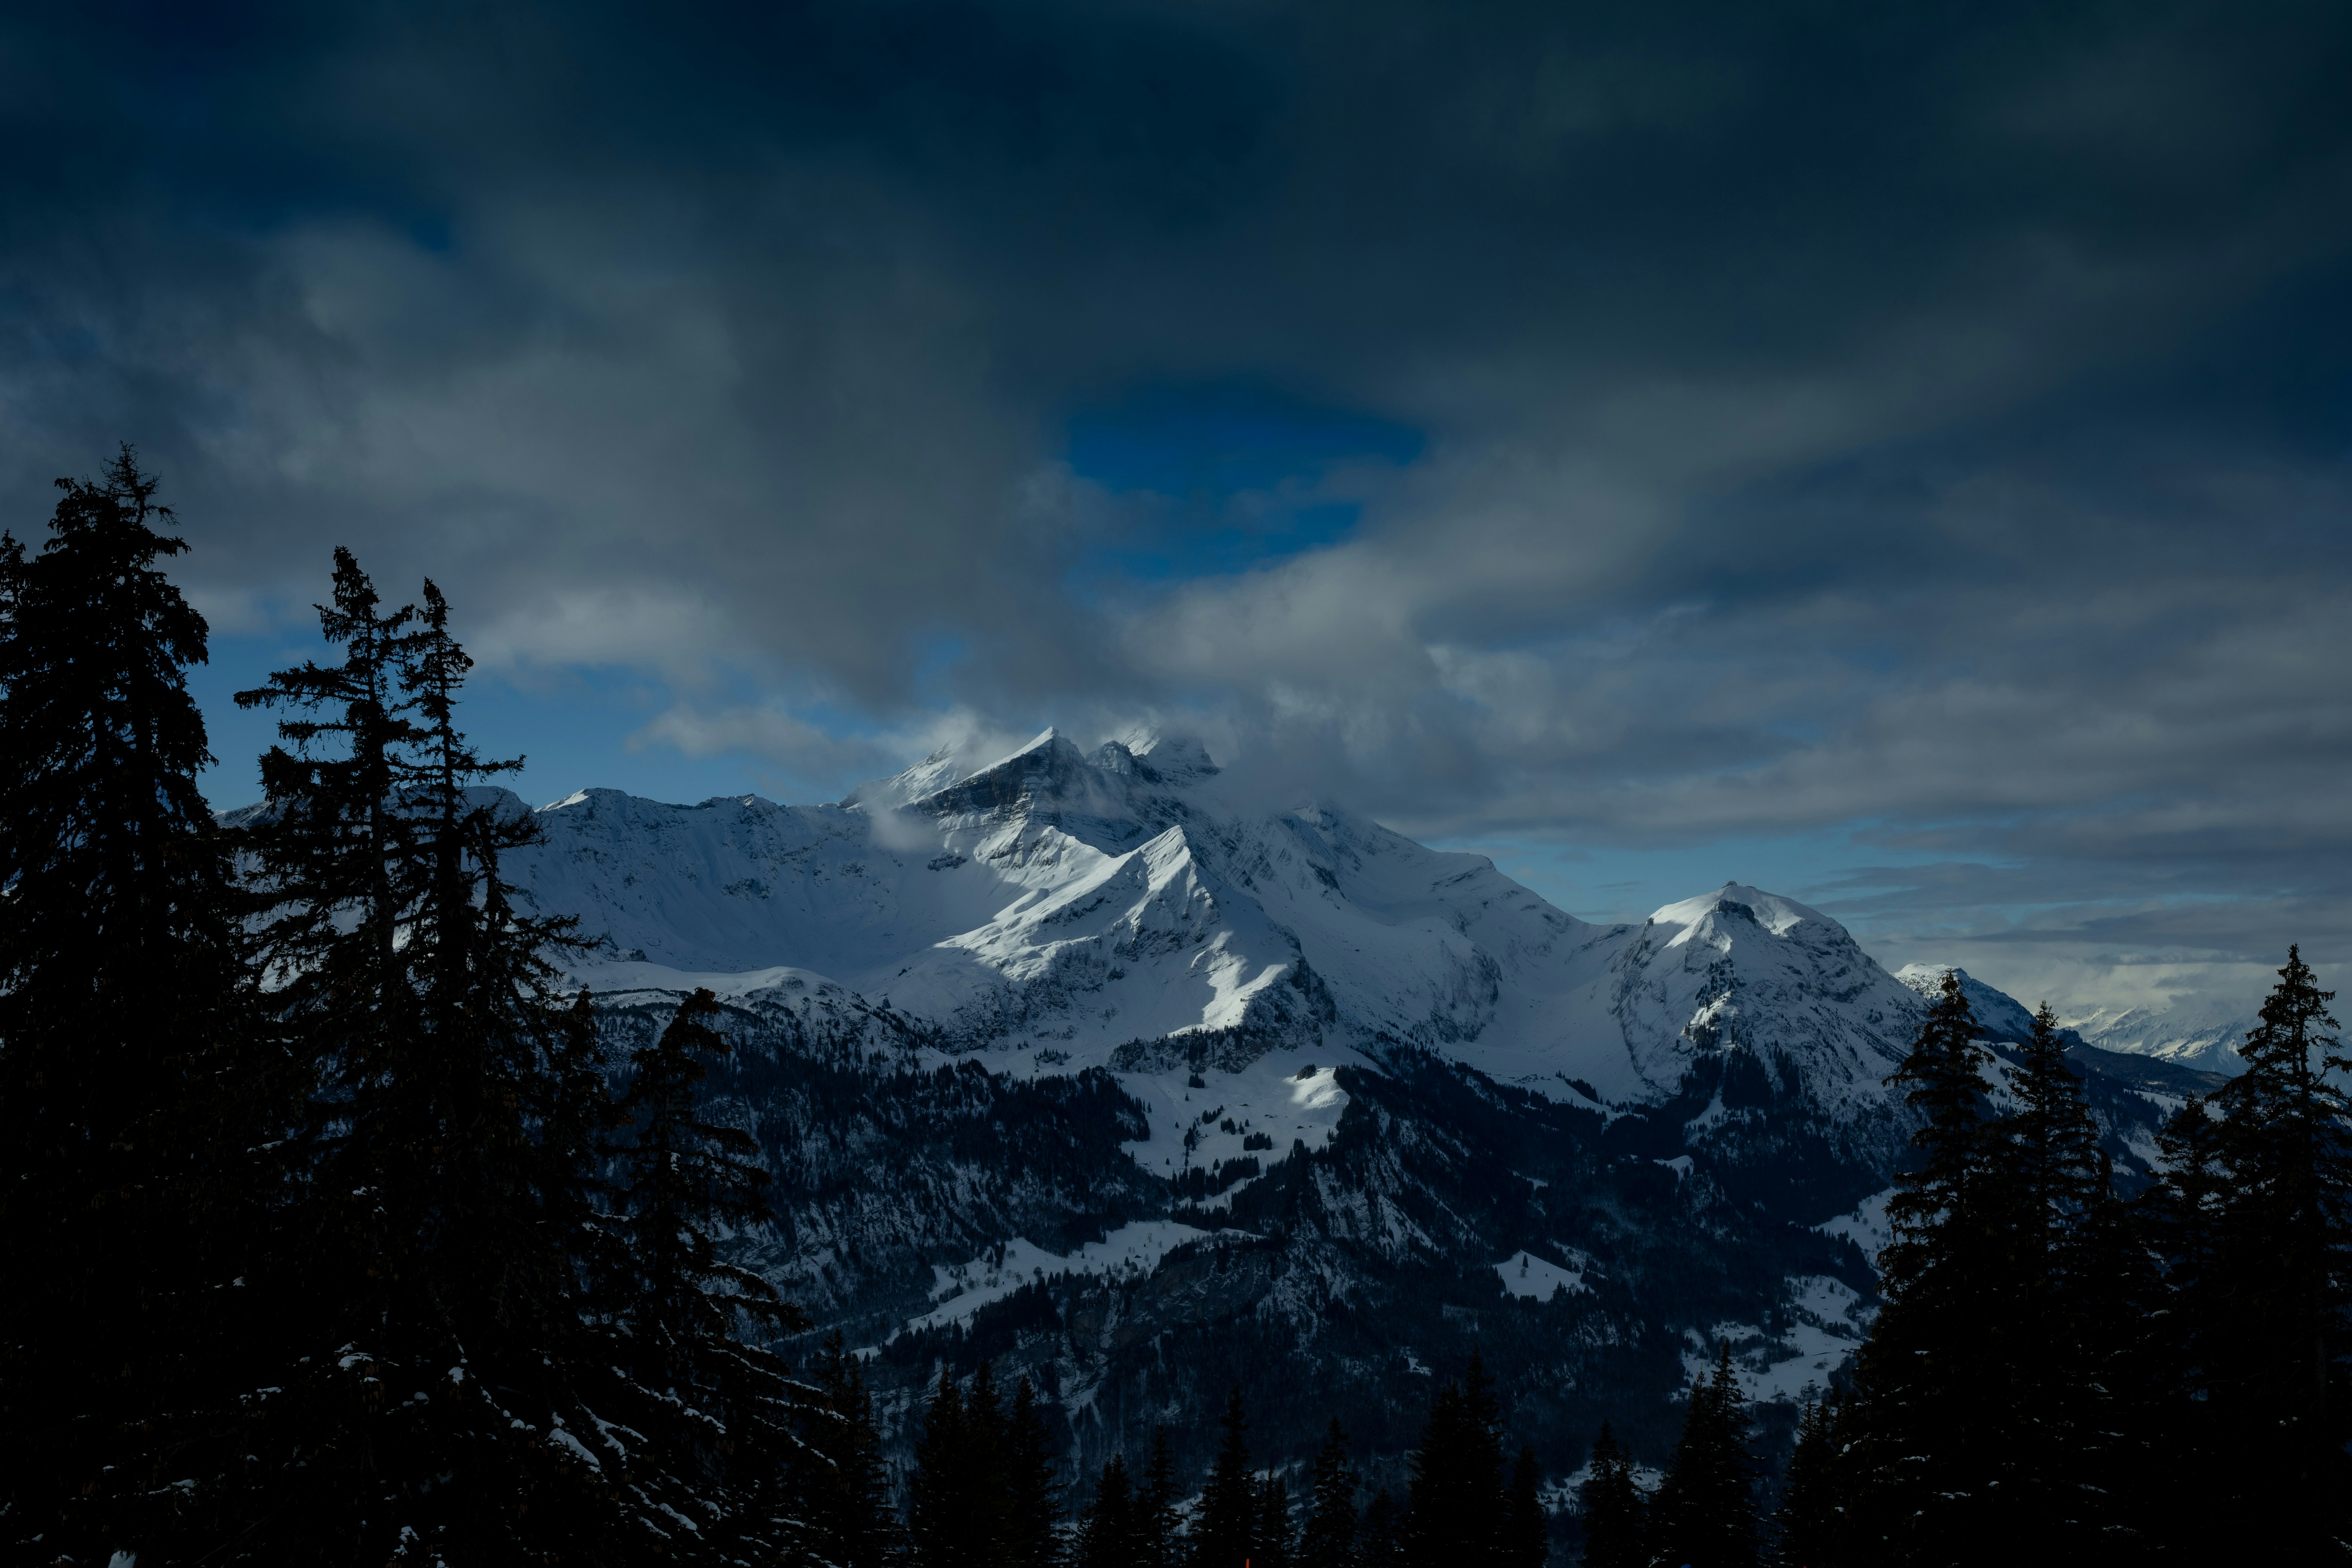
[2065,997,2256,1078]
[488,729,2185,1501]
[516,727,1922,1112]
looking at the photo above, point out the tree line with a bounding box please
[1575,963,2352,1565]
[0,451,893,1563]
[0,452,1568,1565]
[888,1358,1549,1568]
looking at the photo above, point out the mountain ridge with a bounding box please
[354,732,2198,1499]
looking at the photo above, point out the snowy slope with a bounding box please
[1590,887,1921,1109]
[504,731,1956,1115]
[2064,998,2255,1078]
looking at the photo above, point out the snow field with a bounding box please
[1494,1249,1591,1300]
[1117,1047,1354,1205]
[1679,1274,1871,1405]
[899,1220,1235,1336]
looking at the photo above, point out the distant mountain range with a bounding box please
[484,730,2222,1504]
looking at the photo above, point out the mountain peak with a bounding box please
[1647,883,1825,943]
[1108,726,1218,782]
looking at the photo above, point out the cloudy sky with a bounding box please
[6,1,2350,1015]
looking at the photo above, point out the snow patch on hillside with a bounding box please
[903,1220,1232,1335]
[1115,1047,1354,1199]
[1496,1250,1590,1300]
[1684,1274,1870,1404]
[1818,1187,1894,1265]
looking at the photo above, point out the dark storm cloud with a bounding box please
[5,1,2352,1000]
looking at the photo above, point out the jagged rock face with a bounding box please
[489,732,2185,1490]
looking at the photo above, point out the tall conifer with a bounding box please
[1298,1419,1358,1568]
[1004,1374,1067,1567]
[1647,1344,1758,1568]
[1574,1423,1645,1568]
[1140,1424,1183,1568]
[1405,1350,1505,1560]
[2199,948,2352,1547]
[1191,1385,1257,1568]
[604,985,814,1556]
[1502,1446,1547,1568]
[801,1332,902,1566]
[1357,1488,1405,1568]
[1253,1470,1294,1568]
[228,555,663,1560]
[1841,971,2000,1561]
[0,448,264,1560]
[1769,1396,1841,1568]
[1077,1452,1138,1568]
[912,1364,1014,1567]
[1985,1002,2116,1544]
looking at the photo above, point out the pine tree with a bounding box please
[1405,1350,1506,1560]
[225,554,680,1561]
[1357,1487,1405,1568]
[2141,1093,2225,1372]
[1840,970,2001,1561]
[912,1364,1013,1567]
[1253,1470,1294,1568]
[604,985,816,1556]
[1140,1424,1183,1568]
[1647,1344,1758,1568]
[2199,947,2352,1547]
[801,1332,903,1567]
[2138,1091,2228,1545]
[1005,1374,1067,1567]
[1575,1423,1645,1568]
[1769,1396,1840,1568]
[2056,1160,2162,1553]
[1191,1385,1257,1568]
[0,447,267,1560]
[1999,1004,2106,1285]
[1983,1001,2115,1545]
[1078,1452,1139,1568]
[1502,1446,1547,1568]
[1297,1418,1358,1568]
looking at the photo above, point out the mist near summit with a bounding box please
[5,2,2349,1018]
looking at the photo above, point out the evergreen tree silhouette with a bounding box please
[1140,1423,1184,1568]
[1840,970,2000,1560]
[1501,1445,1547,1567]
[1406,1349,1505,1559]
[2138,1089,2228,1546]
[1574,1422,1645,1568]
[1297,1418,1359,1568]
[1769,1395,1840,1568]
[1985,1001,2119,1545]
[1191,1384,1257,1568]
[1647,1344,1759,1568]
[2200,947,2352,1548]
[234,554,829,1561]
[604,985,815,1557]
[1005,1374,1067,1566]
[1077,1452,1139,1568]
[913,1363,1014,1566]
[0,447,266,1560]
[1357,1487,1405,1568]
[801,1332,903,1567]
[1253,1468,1295,1568]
